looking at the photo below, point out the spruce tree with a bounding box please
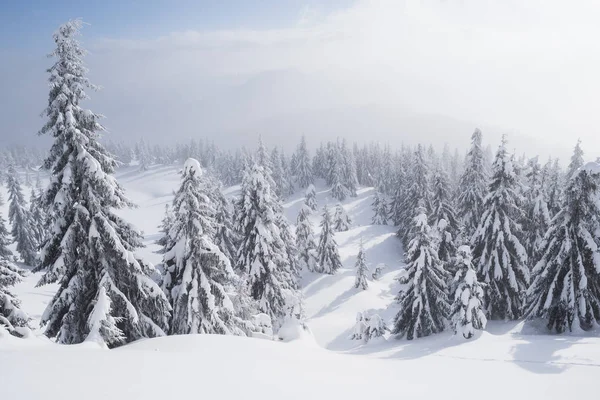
[35,20,170,347]
[456,129,487,240]
[212,188,241,268]
[393,207,450,340]
[546,158,564,217]
[566,139,584,179]
[430,166,459,262]
[0,199,30,337]
[295,135,313,188]
[235,162,299,328]
[354,240,369,290]
[156,204,174,254]
[397,145,431,245]
[305,184,318,212]
[7,165,37,265]
[450,245,487,339]
[333,203,352,232]
[29,187,47,248]
[327,142,349,201]
[162,159,245,335]
[525,162,600,333]
[472,136,529,320]
[341,139,358,197]
[371,190,388,225]
[295,202,320,273]
[523,157,551,265]
[317,205,343,274]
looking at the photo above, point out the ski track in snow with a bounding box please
[3,165,600,399]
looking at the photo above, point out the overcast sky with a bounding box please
[1,0,599,162]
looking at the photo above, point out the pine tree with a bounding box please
[162,159,245,335]
[317,205,343,274]
[35,20,170,347]
[212,188,241,268]
[566,139,584,180]
[333,203,352,232]
[295,203,320,272]
[525,162,600,333]
[371,190,388,225]
[393,207,450,340]
[305,184,318,212]
[472,136,529,320]
[354,240,369,290]
[279,149,295,197]
[450,245,487,339]
[295,135,313,188]
[235,162,299,328]
[456,129,488,240]
[341,139,358,197]
[7,165,37,265]
[0,198,30,337]
[327,142,349,201]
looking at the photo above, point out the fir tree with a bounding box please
[305,184,318,212]
[35,20,170,347]
[212,188,241,268]
[393,207,450,340]
[295,203,320,272]
[328,142,349,201]
[29,187,47,248]
[295,135,313,188]
[371,191,388,225]
[472,136,529,320]
[456,129,487,241]
[525,162,600,333]
[546,158,564,217]
[333,203,352,232]
[341,139,358,197]
[354,240,369,290]
[162,159,245,335]
[317,205,343,274]
[7,165,37,265]
[450,245,487,339]
[235,162,299,328]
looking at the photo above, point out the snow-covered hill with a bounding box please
[2,164,600,399]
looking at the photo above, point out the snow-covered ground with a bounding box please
[2,164,599,399]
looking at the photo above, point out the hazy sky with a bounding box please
[1,0,599,162]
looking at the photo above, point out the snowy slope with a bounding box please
[3,165,600,399]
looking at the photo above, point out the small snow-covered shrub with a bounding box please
[350,312,387,343]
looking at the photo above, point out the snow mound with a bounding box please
[183,158,203,177]
[277,318,316,345]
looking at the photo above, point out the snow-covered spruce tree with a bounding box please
[471,136,529,320]
[388,165,407,226]
[393,207,450,340]
[270,147,288,198]
[29,187,47,248]
[354,240,369,290]
[546,158,564,217]
[525,162,600,333]
[135,138,151,171]
[450,245,487,339]
[397,145,431,245]
[0,201,30,337]
[35,20,170,347]
[295,135,313,188]
[327,142,349,201]
[235,162,299,327]
[456,129,488,241]
[7,165,37,265]
[430,166,459,262]
[155,204,174,254]
[523,157,551,265]
[341,139,358,198]
[162,159,245,335]
[305,184,318,212]
[317,205,343,274]
[296,203,320,273]
[371,190,388,225]
[279,150,295,197]
[333,203,352,232]
[212,187,241,268]
[566,139,584,180]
